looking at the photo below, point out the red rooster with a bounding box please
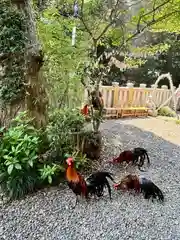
[66,157,114,208]
[109,147,150,171]
[109,150,133,164]
[114,174,164,202]
[66,157,88,208]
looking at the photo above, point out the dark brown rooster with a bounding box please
[109,147,150,171]
[66,157,114,208]
[114,174,164,202]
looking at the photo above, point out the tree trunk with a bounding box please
[12,0,48,129]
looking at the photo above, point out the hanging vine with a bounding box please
[0,0,27,106]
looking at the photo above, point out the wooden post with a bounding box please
[140,83,147,88]
[112,82,119,108]
[126,83,134,107]
[140,83,147,107]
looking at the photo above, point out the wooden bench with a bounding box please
[120,107,148,118]
[101,107,149,119]
[104,107,119,119]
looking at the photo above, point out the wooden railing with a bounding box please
[84,82,180,109]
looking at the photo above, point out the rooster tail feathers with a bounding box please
[85,171,113,199]
[101,171,115,182]
[153,184,164,202]
[144,151,150,165]
[141,179,164,202]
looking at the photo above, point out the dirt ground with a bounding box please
[126,116,180,146]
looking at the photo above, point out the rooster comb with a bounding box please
[66,157,74,165]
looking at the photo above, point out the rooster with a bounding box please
[114,174,164,202]
[109,147,150,171]
[65,157,114,208]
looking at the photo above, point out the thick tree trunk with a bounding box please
[25,51,48,128]
[12,0,48,129]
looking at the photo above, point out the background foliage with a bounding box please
[37,7,89,108]
[0,0,27,105]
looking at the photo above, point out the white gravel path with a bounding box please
[1,117,180,240]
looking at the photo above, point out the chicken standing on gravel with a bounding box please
[65,157,115,208]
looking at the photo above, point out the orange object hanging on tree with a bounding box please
[80,90,104,116]
[80,104,89,116]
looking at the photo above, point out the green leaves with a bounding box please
[28,160,34,168]
[0,0,26,104]
[39,164,60,184]
[15,163,22,170]
[0,111,41,199]
[4,154,22,174]
[7,165,14,175]
[48,175,52,184]
[37,7,89,108]
[46,107,86,158]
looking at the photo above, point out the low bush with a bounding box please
[39,163,64,185]
[46,107,86,161]
[0,112,41,199]
[158,106,176,117]
[80,129,102,160]
[0,109,93,200]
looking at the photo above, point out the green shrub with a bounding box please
[158,106,176,117]
[71,151,89,171]
[0,110,89,200]
[39,163,63,185]
[46,107,86,161]
[0,112,41,199]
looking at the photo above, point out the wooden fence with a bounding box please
[84,82,180,110]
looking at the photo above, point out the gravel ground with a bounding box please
[1,117,180,240]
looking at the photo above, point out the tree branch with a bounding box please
[140,0,171,20]
[79,0,122,43]
[95,0,122,41]
[96,21,115,41]
[79,16,95,40]
[119,1,178,51]
[136,0,171,33]
[79,0,95,41]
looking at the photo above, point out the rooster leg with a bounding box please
[138,155,146,172]
[72,196,79,209]
[105,179,112,200]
